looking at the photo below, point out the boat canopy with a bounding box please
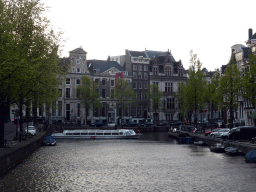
[63,129,135,135]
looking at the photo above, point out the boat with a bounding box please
[245,150,256,162]
[193,141,205,145]
[51,129,141,139]
[210,143,225,153]
[178,132,193,144]
[225,147,239,155]
[43,135,57,146]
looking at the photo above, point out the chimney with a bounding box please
[249,28,253,40]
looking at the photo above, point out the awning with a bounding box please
[249,112,256,119]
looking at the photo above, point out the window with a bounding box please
[132,106,137,116]
[133,72,137,79]
[95,79,99,85]
[144,83,148,89]
[153,82,159,86]
[133,65,137,70]
[138,92,142,100]
[52,102,56,116]
[72,68,75,72]
[102,89,105,98]
[133,58,137,62]
[111,79,115,87]
[144,72,148,80]
[138,82,142,89]
[166,98,175,109]
[139,59,142,62]
[66,78,70,84]
[165,82,171,93]
[165,67,171,76]
[77,68,80,73]
[77,57,80,64]
[76,79,80,84]
[110,89,115,98]
[138,65,142,71]
[144,65,148,71]
[153,67,158,76]
[138,72,142,79]
[77,88,80,97]
[133,82,137,89]
[66,88,70,98]
[138,105,142,116]
[58,101,62,116]
[102,79,106,86]
[58,89,62,97]
[144,59,147,63]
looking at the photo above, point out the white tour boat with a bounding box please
[52,129,141,139]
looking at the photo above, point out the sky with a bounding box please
[42,0,256,71]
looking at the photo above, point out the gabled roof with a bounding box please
[128,51,147,57]
[145,50,176,62]
[69,47,87,54]
[87,60,125,74]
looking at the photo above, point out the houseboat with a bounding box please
[52,129,141,139]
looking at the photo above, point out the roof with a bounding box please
[145,50,176,62]
[69,47,87,54]
[87,60,125,74]
[128,51,147,57]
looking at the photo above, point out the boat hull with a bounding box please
[52,134,141,139]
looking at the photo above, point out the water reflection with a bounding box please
[1,132,256,192]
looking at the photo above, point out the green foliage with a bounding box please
[114,78,135,116]
[147,83,163,111]
[219,54,240,127]
[77,76,101,125]
[185,51,206,122]
[242,53,256,109]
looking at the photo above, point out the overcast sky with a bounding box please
[42,0,256,71]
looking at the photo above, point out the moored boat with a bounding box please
[51,129,141,139]
[225,147,239,155]
[193,141,205,145]
[43,135,57,146]
[245,150,256,162]
[210,143,225,153]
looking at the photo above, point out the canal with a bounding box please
[1,132,256,191]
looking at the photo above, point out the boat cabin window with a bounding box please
[89,132,96,135]
[112,133,119,135]
[81,133,88,135]
[66,133,73,135]
[104,133,111,135]
[96,133,103,135]
[73,133,80,135]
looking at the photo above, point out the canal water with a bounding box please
[1,132,256,192]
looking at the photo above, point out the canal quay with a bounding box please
[1,125,256,191]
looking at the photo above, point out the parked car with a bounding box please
[174,121,183,126]
[202,120,209,125]
[140,122,153,127]
[90,121,103,127]
[205,128,222,136]
[107,122,116,128]
[24,126,37,136]
[221,128,236,139]
[158,121,169,126]
[123,121,138,127]
[210,128,230,138]
[228,126,256,140]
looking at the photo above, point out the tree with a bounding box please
[186,51,206,126]
[175,81,188,121]
[147,83,163,124]
[77,76,101,126]
[202,69,221,129]
[242,53,256,109]
[219,54,240,128]
[0,0,64,146]
[114,78,135,126]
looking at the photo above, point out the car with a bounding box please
[221,128,236,139]
[107,122,116,128]
[205,128,222,136]
[123,121,138,127]
[91,121,103,127]
[210,128,230,138]
[202,120,209,125]
[140,122,153,127]
[24,126,37,136]
[174,121,183,126]
[158,121,169,126]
